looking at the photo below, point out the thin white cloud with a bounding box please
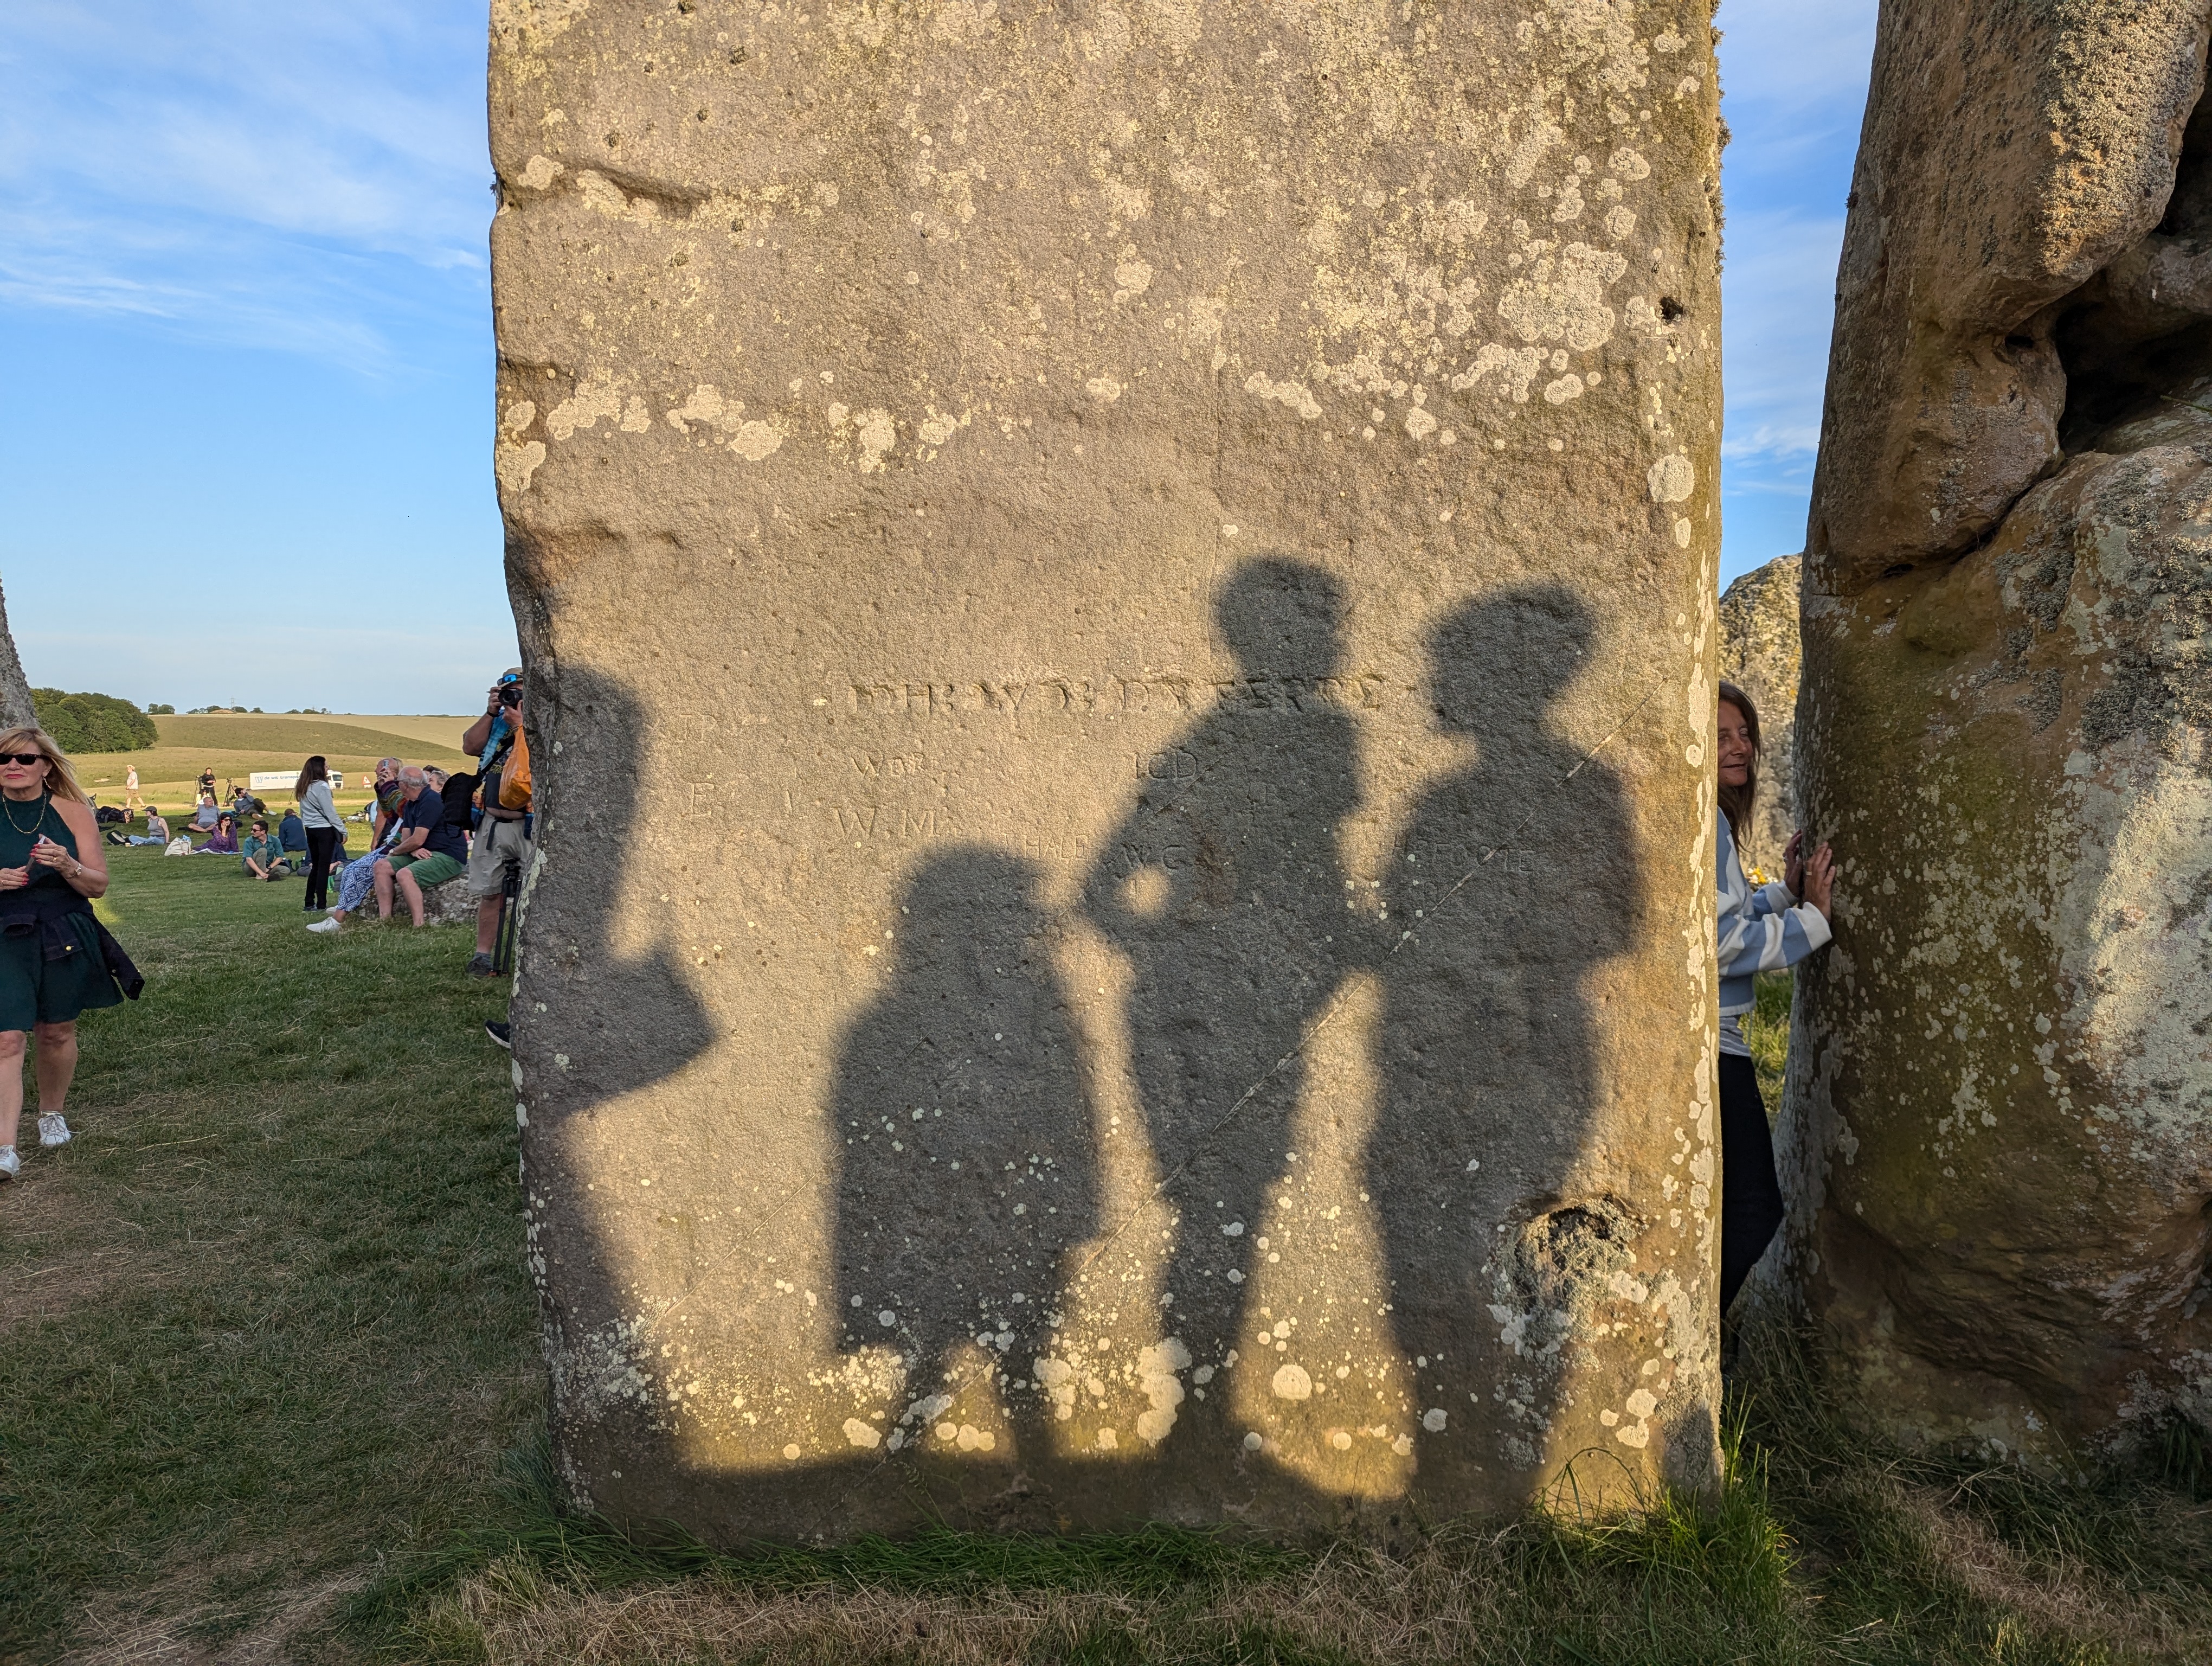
[0,0,490,362]
[1722,210,1846,471]
[1715,0,1879,117]
[1715,0,1877,580]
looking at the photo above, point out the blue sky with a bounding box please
[1,1,1874,714]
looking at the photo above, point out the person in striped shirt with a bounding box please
[1716,680,1834,1317]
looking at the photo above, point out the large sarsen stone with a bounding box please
[1783,0,2212,1462]
[491,0,1726,1536]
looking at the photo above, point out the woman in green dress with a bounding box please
[0,727,119,1181]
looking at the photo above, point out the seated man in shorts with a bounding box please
[370,766,467,927]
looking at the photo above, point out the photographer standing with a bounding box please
[461,670,531,978]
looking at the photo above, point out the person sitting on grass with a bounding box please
[278,805,307,869]
[107,806,171,849]
[241,818,290,881]
[193,792,220,832]
[198,812,239,855]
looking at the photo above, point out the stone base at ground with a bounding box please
[493,0,1727,1536]
[417,876,477,927]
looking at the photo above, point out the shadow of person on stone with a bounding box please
[1372,586,1645,1500]
[1080,555,1364,1458]
[507,662,723,1521]
[829,846,1098,1504]
[511,663,717,1111]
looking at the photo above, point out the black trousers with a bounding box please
[1719,1053,1785,1316]
[304,826,343,909]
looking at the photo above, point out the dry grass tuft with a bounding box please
[440,1531,1652,1666]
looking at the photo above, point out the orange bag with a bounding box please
[498,723,533,810]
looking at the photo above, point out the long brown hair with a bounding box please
[295,754,328,798]
[0,726,89,805]
[1717,680,1760,844]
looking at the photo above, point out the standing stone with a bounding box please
[1782,1,2212,1461]
[0,580,37,733]
[491,0,1725,1536]
[1716,553,1799,881]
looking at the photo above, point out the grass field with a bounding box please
[160,713,483,753]
[2,865,2207,1663]
[67,713,478,824]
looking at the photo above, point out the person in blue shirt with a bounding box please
[1715,681,1834,1317]
[374,766,466,928]
[277,806,308,866]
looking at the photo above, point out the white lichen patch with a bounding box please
[1648,453,1696,503]
[1243,372,1321,420]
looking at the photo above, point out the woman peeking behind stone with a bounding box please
[1715,681,1834,1318]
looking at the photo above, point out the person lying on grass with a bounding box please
[241,818,290,882]
[106,807,169,849]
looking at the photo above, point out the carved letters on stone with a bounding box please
[492,0,1726,1536]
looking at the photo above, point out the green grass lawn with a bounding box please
[2,861,2206,1663]
[0,841,535,1658]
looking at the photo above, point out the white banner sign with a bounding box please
[247,771,295,791]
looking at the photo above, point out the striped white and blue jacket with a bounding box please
[1717,811,1829,1020]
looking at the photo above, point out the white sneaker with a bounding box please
[37,1112,69,1148]
[0,1146,17,1181]
[307,917,342,934]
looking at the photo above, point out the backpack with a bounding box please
[441,773,480,831]
[164,837,194,856]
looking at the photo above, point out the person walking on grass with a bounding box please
[0,728,138,1181]
[124,764,143,814]
[1714,680,1836,1318]
[295,755,343,913]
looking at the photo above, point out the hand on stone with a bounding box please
[1801,842,1835,920]
[1783,830,1805,896]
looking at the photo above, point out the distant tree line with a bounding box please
[32,689,160,754]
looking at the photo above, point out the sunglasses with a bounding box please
[1,753,45,767]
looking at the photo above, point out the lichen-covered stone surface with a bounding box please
[1782,1,2212,1462]
[490,0,1725,1537]
[1716,552,1798,881]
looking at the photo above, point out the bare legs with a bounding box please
[0,1021,77,1150]
[475,896,500,956]
[393,866,427,927]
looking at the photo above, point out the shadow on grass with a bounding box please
[342,1418,1803,1665]
[340,1329,2212,1666]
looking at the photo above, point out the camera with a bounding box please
[497,683,524,709]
